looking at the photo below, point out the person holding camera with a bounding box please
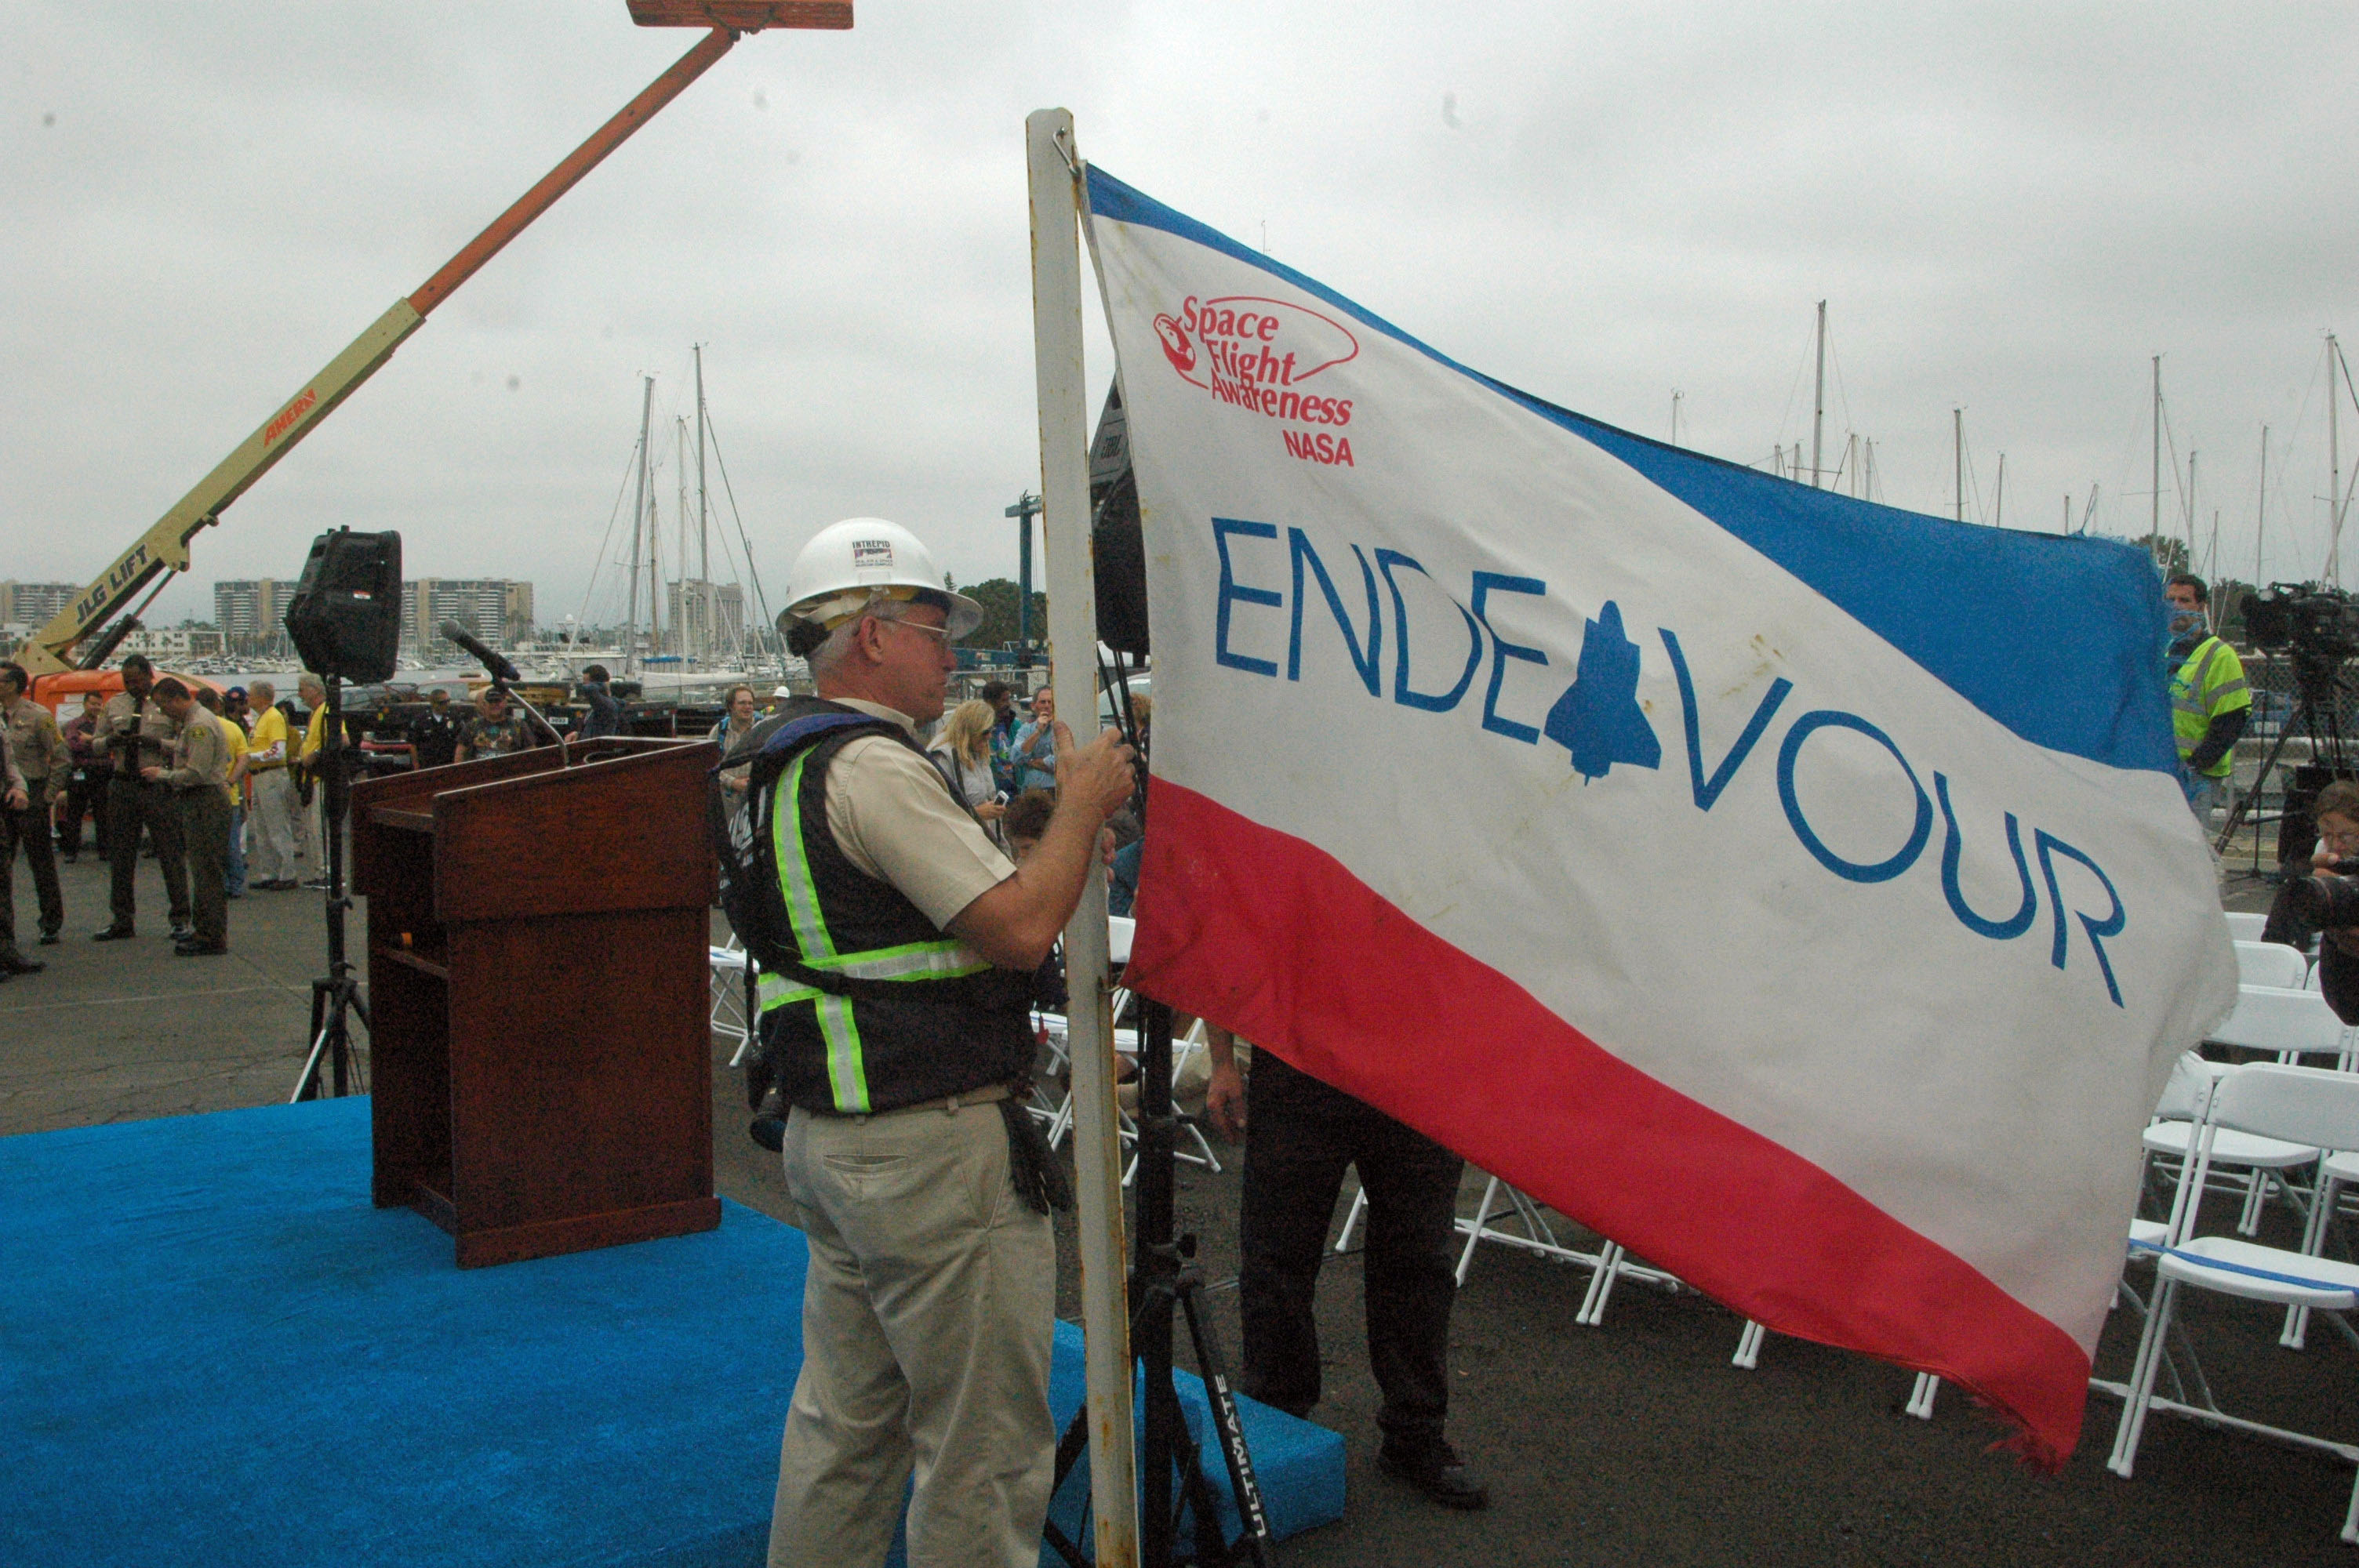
[94,653,191,942]
[142,679,234,957]
[2263,780,2359,1023]
[2165,573,2251,826]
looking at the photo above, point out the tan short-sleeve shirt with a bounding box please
[822,699,1016,931]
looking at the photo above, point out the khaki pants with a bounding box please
[769,1099,1055,1568]
[248,768,300,884]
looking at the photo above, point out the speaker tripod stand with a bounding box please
[2216,651,2354,866]
[1043,996,1274,1568]
[290,675,369,1101]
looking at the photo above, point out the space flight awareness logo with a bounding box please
[1154,296,1361,466]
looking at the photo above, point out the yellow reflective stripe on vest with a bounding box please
[773,750,868,1112]
[766,746,995,1113]
[806,938,993,982]
[2170,636,2251,779]
[758,971,824,1012]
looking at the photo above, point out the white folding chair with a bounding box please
[2109,1063,2359,1544]
[2292,1144,2359,1348]
[2225,911,2270,942]
[2236,939,2312,991]
[709,938,754,1068]
[1030,917,1142,1148]
[2146,989,2330,1235]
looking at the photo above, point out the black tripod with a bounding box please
[2217,650,2354,865]
[291,675,369,1101]
[1044,996,1274,1568]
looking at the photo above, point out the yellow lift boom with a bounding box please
[23,3,851,678]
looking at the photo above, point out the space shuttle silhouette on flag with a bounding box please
[1085,164,2235,1465]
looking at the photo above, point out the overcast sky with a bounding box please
[7,3,2358,635]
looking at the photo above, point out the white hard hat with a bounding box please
[782,517,983,642]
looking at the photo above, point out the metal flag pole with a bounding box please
[1026,106,1140,1568]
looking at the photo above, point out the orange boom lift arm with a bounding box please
[24,2,851,679]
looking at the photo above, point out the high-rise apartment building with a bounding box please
[401,579,535,654]
[214,579,299,652]
[0,581,79,629]
[663,579,745,659]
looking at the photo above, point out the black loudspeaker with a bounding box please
[1089,384,1150,656]
[284,529,403,684]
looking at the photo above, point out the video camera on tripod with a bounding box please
[2243,583,2359,662]
[2215,583,2359,866]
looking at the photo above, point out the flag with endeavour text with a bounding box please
[1085,166,2235,1465]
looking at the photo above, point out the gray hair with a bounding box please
[298,675,325,699]
[807,597,922,685]
[248,680,275,703]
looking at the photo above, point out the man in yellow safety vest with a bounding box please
[2166,573,2251,826]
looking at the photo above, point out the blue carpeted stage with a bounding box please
[0,1100,1343,1566]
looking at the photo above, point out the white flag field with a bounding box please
[1085,166,2236,1464]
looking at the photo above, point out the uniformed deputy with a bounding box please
[0,662,69,958]
[143,679,234,956]
[2165,572,2251,826]
[407,688,466,770]
[0,674,38,982]
[749,518,1134,1568]
[94,653,191,943]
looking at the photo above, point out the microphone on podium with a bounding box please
[439,619,522,684]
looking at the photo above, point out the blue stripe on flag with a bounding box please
[1084,165,2179,776]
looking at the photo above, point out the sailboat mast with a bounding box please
[2186,450,2200,574]
[695,344,711,659]
[2257,425,2269,585]
[1812,300,1826,488]
[677,417,692,662]
[2161,358,2170,565]
[1954,408,1964,522]
[2332,333,2344,586]
[1994,453,2005,528]
[626,373,652,677]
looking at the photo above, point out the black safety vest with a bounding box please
[731,699,1034,1116]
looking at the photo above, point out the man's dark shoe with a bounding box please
[174,941,227,957]
[92,924,135,942]
[38,930,60,946]
[0,947,45,975]
[169,924,194,943]
[1377,1439,1488,1511]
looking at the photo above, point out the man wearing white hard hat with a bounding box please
[735,518,1136,1568]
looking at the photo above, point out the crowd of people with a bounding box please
[0,665,590,977]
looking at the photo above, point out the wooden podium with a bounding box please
[351,737,723,1268]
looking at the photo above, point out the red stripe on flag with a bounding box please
[1125,776,2088,1465]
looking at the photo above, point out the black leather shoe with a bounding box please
[0,948,45,975]
[169,925,194,943]
[38,931,60,946]
[174,941,227,957]
[1377,1439,1488,1511]
[92,925,136,942]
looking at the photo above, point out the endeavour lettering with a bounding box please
[1207,514,2134,1007]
